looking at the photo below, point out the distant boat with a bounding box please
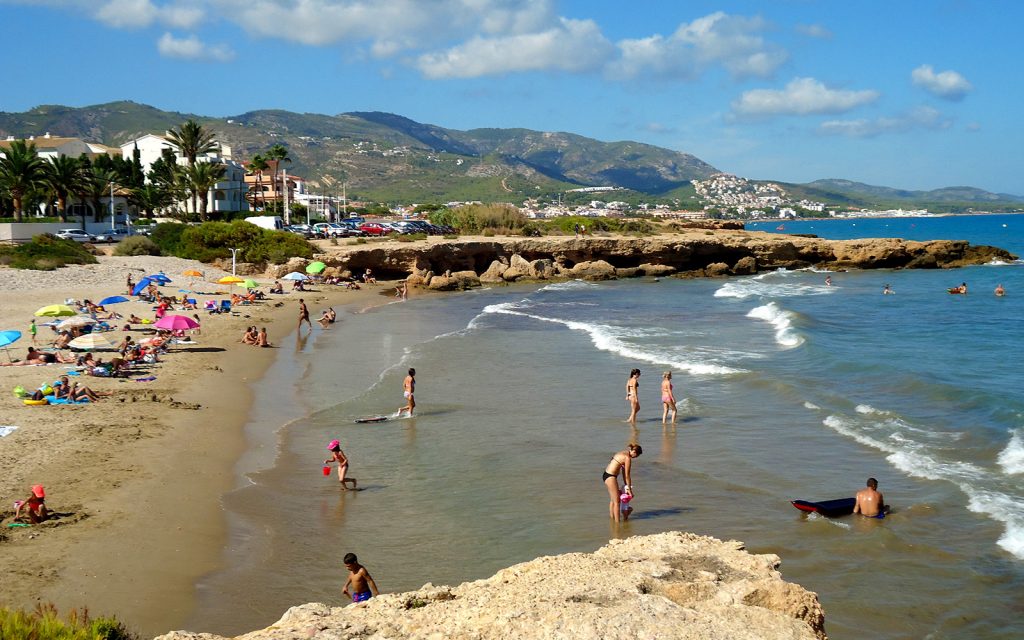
[776,224,786,230]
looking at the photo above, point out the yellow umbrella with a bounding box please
[217,275,244,284]
[35,304,77,317]
[68,333,117,350]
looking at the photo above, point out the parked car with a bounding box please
[92,227,133,243]
[337,221,366,236]
[284,225,317,238]
[358,222,393,236]
[55,229,95,243]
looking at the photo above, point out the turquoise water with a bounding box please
[192,214,1024,639]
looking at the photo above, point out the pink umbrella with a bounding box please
[154,314,200,331]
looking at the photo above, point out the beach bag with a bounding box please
[12,385,28,398]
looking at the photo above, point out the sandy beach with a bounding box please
[0,254,396,635]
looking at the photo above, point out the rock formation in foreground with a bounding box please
[255,229,1017,289]
[156,532,827,640]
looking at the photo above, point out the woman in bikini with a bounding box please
[625,368,641,423]
[661,371,677,424]
[603,444,642,522]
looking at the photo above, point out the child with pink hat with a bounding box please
[14,485,48,523]
[324,440,358,490]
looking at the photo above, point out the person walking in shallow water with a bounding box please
[661,371,677,424]
[325,439,357,490]
[625,369,641,423]
[298,298,312,330]
[603,444,642,522]
[397,368,416,417]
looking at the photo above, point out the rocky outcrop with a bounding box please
[265,231,1016,289]
[155,532,827,640]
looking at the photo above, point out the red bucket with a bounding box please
[322,465,331,476]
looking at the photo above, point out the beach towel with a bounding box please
[47,395,90,403]
[0,426,18,438]
[134,375,157,382]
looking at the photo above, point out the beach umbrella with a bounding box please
[34,304,77,317]
[146,273,172,284]
[306,261,326,274]
[68,333,117,351]
[0,330,21,362]
[218,275,244,284]
[99,295,130,306]
[236,279,259,289]
[132,278,154,296]
[154,315,200,331]
[56,316,96,330]
[183,269,204,277]
[282,272,309,281]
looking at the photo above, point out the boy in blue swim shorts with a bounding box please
[343,552,379,603]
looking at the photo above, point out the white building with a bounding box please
[120,133,249,215]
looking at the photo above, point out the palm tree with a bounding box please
[265,143,292,221]
[42,154,86,223]
[78,165,119,226]
[133,183,174,219]
[0,140,45,221]
[181,162,226,221]
[166,120,218,214]
[247,154,269,212]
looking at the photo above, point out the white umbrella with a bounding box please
[68,333,117,350]
[282,272,309,281]
[57,316,96,330]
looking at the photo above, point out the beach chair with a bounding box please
[219,300,232,313]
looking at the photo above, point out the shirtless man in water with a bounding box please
[853,477,886,517]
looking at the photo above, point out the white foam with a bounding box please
[747,302,804,347]
[855,404,886,415]
[964,487,1024,560]
[803,401,820,410]
[0,426,17,438]
[481,305,743,376]
[715,279,833,301]
[537,280,598,292]
[997,430,1024,475]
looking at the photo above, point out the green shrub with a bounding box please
[430,204,527,234]
[397,233,427,243]
[482,228,495,237]
[0,234,98,270]
[172,221,314,265]
[0,603,138,639]
[348,238,368,245]
[149,223,187,256]
[113,236,161,256]
[442,234,459,240]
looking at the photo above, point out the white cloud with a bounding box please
[795,23,832,39]
[732,77,879,117]
[911,64,972,101]
[91,0,203,29]
[818,106,952,137]
[609,12,787,81]
[157,32,234,62]
[416,17,613,78]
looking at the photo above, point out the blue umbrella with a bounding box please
[132,277,154,296]
[99,295,130,305]
[146,273,172,284]
[0,330,21,362]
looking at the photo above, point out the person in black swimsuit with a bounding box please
[603,443,642,522]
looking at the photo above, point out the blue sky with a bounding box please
[2,1,1021,195]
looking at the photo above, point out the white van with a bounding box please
[244,216,285,231]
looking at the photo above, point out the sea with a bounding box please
[189,214,1024,639]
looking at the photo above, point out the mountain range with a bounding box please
[1,101,1021,211]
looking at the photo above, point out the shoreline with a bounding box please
[0,256,401,637]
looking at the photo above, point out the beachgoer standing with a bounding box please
[995,283,1005,296]
[625,368,641,424]
[397,368,416,417]
[574,223,580,238]
[661,371,677,424]
[853,477,886,518]
[13,485,48,523]
[298,298,312,330]
[29,318,37,345]
[342,552,379,603]
[325,439,358,490]
[825,275,832,287]
[883,284,894,295]
[603,444,642,523]
[126,273,135,296]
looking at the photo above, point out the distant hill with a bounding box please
[781,179,1024,213]
[0,101,717,203]
[2,102,1019,210]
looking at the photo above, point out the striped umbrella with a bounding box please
[68,333,118,351]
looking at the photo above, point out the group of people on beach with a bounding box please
[625,368,678,425]
[239,326,271,347]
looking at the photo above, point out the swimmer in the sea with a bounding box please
[853,477,887,518]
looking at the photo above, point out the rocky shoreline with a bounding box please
[156,532,826,640]
[246,228,1016,291]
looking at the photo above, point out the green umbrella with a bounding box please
[236,279,259,288]
[306,261,327,274]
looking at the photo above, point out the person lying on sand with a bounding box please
[55,375,112,402]
[0,347,74,366]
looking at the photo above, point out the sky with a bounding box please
[2,0,1022,195]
